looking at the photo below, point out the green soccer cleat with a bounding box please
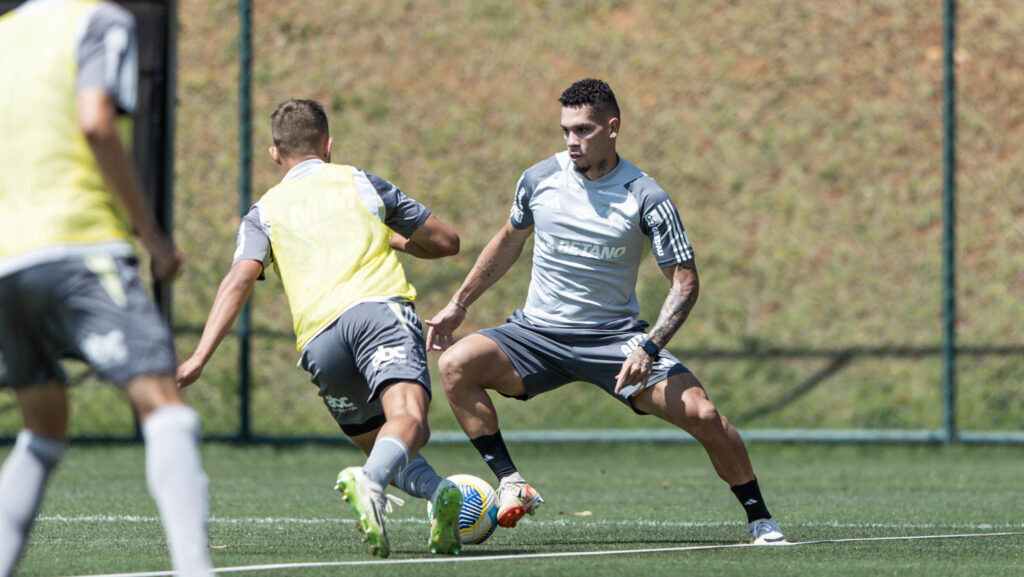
[335,466,391,558]
[428,479,463,555]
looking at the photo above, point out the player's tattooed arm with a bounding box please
[426,221,532,351]
[456,221,532,304]
[616,260,697,392]
[648,260,699,348]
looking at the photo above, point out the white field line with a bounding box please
[56,531,1024,577]
[36,514,1024,532]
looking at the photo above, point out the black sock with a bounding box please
[470,430,518,480]
[731,478,771,523]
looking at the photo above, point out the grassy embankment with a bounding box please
[4,1,1018,438]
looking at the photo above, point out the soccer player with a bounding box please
[176,99,464,557]
[426,79,787,545]
[0,1,213,575]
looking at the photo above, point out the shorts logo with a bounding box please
[325,395,357,414]
[80,330,129,369]
[621,334,674,369]
[370,345,407,370]
[621,334,648,356]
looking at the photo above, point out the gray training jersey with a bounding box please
[511,151,693,328]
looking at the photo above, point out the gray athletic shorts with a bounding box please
[299,301,431,435]
[0,255,177,389]
[478,309,690,413]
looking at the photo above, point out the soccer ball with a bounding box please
[445,474,499,544]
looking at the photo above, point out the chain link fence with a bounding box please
[2,1,1022,443]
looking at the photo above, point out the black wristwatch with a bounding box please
[639,339,661,360]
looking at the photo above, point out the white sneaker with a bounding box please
[496,478,544,528]
[749,517,787,545]
[335,466,403,558]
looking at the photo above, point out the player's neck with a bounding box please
[279,154,326,174]
[581,154,619,181]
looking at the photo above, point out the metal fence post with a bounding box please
[942,0,957,445]
[238,0,252,441]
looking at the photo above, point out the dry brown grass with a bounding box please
[159,0,1023,436]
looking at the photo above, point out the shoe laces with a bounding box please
[499,479,526,494]
[375,493,405,515]
[751,518,777,535]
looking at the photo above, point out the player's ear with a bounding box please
[268,145,282,165]
[324,136,333,163]
[607,116,620,139]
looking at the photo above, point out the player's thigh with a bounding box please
[0,266,73,387]
[15,382,70,439]
[347,428,379,456]
[631,371,715,426]
[438,333,525,398]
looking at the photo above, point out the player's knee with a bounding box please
[123,373,183,421]
[695,404,722,427]
[437,346,471,389]
[678,400,721,432]
[382,408,431,451]
[404,416,431,451]
[405,410,429,436]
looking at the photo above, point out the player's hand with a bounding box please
[143,232,185,282]
[176,356,204,389]
[424,301,467,352]
[614,347,654,395]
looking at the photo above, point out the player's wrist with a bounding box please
[450,298,468,312]
[639,339,661,360]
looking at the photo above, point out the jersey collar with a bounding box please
[281,158,326,183]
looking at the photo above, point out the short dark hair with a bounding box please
[558,78,620,119]
[270,99,329,158]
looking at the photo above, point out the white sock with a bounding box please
[0,431,66,577]
[142,405,212,577]
[362,435,409,488]
[500,471,525,486]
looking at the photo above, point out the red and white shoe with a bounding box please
[496,479,544,528]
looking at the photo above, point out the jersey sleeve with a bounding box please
[364,172,431,238]
[232,204,272,279]
[510,155,560,229]
[75,2,138,113]
[634,179,694,268]
[509,172,535,229]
